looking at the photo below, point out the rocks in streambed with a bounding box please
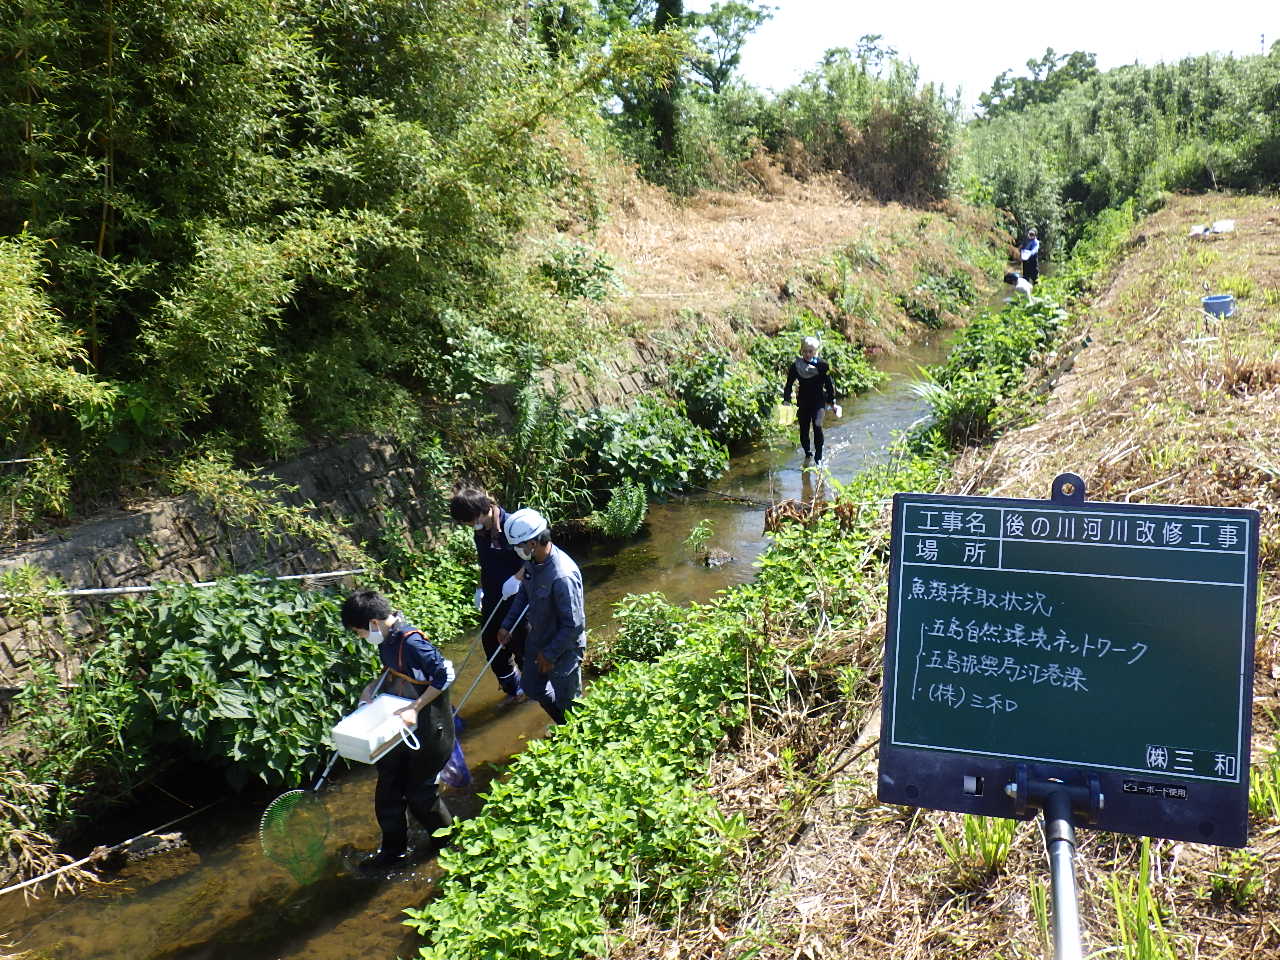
[89,831,190,873]
[702,548,734,568]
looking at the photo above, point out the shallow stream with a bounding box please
[0,334,951,960]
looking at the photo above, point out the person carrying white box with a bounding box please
[341,590,455,872]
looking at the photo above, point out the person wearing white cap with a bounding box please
[496,508,586,724]
[1019,227,1040,285]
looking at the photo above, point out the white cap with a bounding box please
[503,507,549,546]
[802,336,820,352]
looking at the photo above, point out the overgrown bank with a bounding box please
[607,197,1280,959]
[390,204,1125,958]
[399,193,1280,959]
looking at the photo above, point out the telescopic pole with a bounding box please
[1042,788,1084,960]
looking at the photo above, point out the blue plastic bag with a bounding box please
[436,735,471,788]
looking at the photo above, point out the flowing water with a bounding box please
[0,335,951,960]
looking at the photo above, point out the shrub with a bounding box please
[5,577,371,837]
[383,525,482,642]
[588,479,648,539]
[670,351,776,446]
[599,591,690,668]
[405,603,751,959]
[570,395,728,498]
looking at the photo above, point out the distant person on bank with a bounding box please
[341,590,455,871]
[782,335,836,464]
[1004,271,1034,299]
[449,485,527,706]
[495,508,586,725]
[1019,227,1040,284]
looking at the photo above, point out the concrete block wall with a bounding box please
[0,438,440,692]
[0,340,667,694]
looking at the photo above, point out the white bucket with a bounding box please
[331,694,416,764]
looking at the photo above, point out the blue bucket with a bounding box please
[1201,294,1235,318]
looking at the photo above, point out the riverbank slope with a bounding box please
[612,194,1280,959]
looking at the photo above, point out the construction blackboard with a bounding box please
[878,474,1259,846]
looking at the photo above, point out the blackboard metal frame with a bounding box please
[878,475,1260,847]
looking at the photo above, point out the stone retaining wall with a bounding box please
[0,342,666,694]
[0,437,440,692]
[541,339,668,411]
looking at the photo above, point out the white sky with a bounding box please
[688,0,1278,111]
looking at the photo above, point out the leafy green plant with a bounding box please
[1108,838,1178,960]
[404,600,751,959]
[670,351,776,447]
[910,294,1067,448]
[588,479,647,539]
[497,382,595,518]
[684,518,714,555]
[537,240,619,301]
[570,395,728,498]
[1208,849,1264,909]
[383,525,481,643]
[601,591,691,668]
[934,815,1018,887]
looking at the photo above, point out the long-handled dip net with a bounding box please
[259,669,389,883]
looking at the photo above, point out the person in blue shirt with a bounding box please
[495,508,586,725]
[1020,228,1040,285]
[341,590,455,871]
[449,486,527,705]
[782,336,836,464]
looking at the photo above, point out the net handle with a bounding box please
[312,666,390,791]
[453,606,527,715]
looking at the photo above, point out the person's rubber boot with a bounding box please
[421,799,454,858]
[802,448,812,460]
[814,447,823,465]
[360,846,410,872]
[499,677,526,707]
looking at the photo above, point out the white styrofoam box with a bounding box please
[331,693,415,764]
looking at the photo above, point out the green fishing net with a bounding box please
[259,789,331,884]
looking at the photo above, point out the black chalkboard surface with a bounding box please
[878,475,1259,846]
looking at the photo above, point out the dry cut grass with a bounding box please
[589,165,1006,353]
[611,193,1280,960]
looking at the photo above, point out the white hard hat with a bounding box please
[504,507,549,546]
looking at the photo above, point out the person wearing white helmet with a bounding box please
[782,335,836,464]
[495,507,586,724]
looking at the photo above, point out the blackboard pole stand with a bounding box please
[1043,787,1083,960]
[1008,765,1104,960]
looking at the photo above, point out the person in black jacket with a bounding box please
[449,486,527,706]
[782,336,835,464]
[342,590,455,871]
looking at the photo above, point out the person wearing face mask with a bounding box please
[495,508,585,725]
[341,590,455,871]
[449,486,527,706]
[782,335,836,464]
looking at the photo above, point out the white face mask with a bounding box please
[366,624,384,646]
[473,520,486,531]
[515,543,534,561]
